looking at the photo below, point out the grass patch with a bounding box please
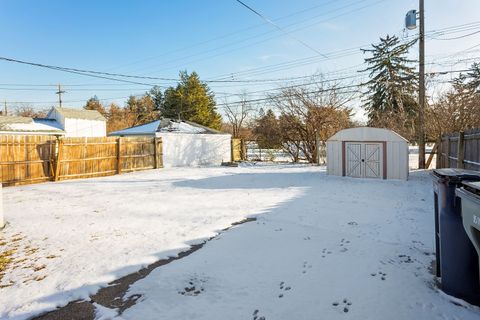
[0,249,16,282]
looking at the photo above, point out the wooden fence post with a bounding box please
[154,137,159,169]
[241,139,246,161]
[426,139,439,169]
[446,136,451,168]
[54,138,63,181]
[435,136,442,169]
[116,137,122,174]
[457,131,465,169]
[158,137,163,168]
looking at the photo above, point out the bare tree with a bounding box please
[427,76,480,139]
[223,93,255,138]
[270,80,354,163]
[14,105,48,118]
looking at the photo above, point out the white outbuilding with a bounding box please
[47,107,106,137]
[326,127,409,180]
[109,119,232,167]
[0,107,106,137]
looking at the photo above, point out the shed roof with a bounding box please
[110,119,222,136]
[327,127,408,142]
[50,107,106,121]
[0,116,64,134]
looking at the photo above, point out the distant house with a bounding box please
[0,116,64,135]
[0,107,106,137]
[109,119,232,167]
[47,107,106,137]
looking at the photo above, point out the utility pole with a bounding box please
[56,84,65,108]
[418,0,426,169]
[3,100,7,116]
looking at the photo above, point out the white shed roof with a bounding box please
[327,127,408,142]
[110,119,223,136]
[48,107,106,121]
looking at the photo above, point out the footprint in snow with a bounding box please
[278,281,292,298]
[321,248,333,258]
[397,254,415,264]
[339,238,351,253]
[252,309,266,320]
[301,261,312,274]
[178,276,207,296]
[370,271,387,281]
[332,298,352,313]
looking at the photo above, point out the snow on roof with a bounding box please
[327,127,408,142]
[0,116,32,126]
[110,119,222,136]
[0,116,64,134]
[51,107,106,121]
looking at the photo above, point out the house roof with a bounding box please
[109,119,223,136]
[51,107,106,121]
[0,116,65,134]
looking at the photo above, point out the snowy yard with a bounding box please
[0,165,479,319]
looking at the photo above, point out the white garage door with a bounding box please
[345,142,383,179]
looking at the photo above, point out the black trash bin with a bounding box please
[456,181,480,305]
[431,169,480,301]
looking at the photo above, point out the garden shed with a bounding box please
[109,119,232,167]
[326,127,409,180]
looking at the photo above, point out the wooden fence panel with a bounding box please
[231,139,244,162]
[439,128,480,171]
[0,135,56,186]
[0,135,164,186]
[121,137,156,173]
[57,137,118,180]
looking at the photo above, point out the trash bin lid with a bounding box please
[462,181,480,196]
[432,168,480,182]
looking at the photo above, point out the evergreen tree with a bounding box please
[360,35,418,139]
[84,95,107,117]
[148,86,164,112]
[253,109,282,148]
[161,71,222,130]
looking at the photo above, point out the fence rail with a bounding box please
[438,128,480,171]
[0,135,163,186]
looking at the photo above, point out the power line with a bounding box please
[2,21,475,89]
[234,0,328,58]
[123,0,375,76]
[104,0,341,72]
[431,29,480,41]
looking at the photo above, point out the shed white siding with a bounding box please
[46,107,106,137]
[327,127,409,180]
[156,133,231,167]
[63,118,106,137]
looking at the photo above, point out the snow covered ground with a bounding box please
[1,164,479,319]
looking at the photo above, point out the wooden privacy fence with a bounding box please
[0,135,163,186]
[231,138,246,162]
[438,128,480,171]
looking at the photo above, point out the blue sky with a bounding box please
[1,0,480,119]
